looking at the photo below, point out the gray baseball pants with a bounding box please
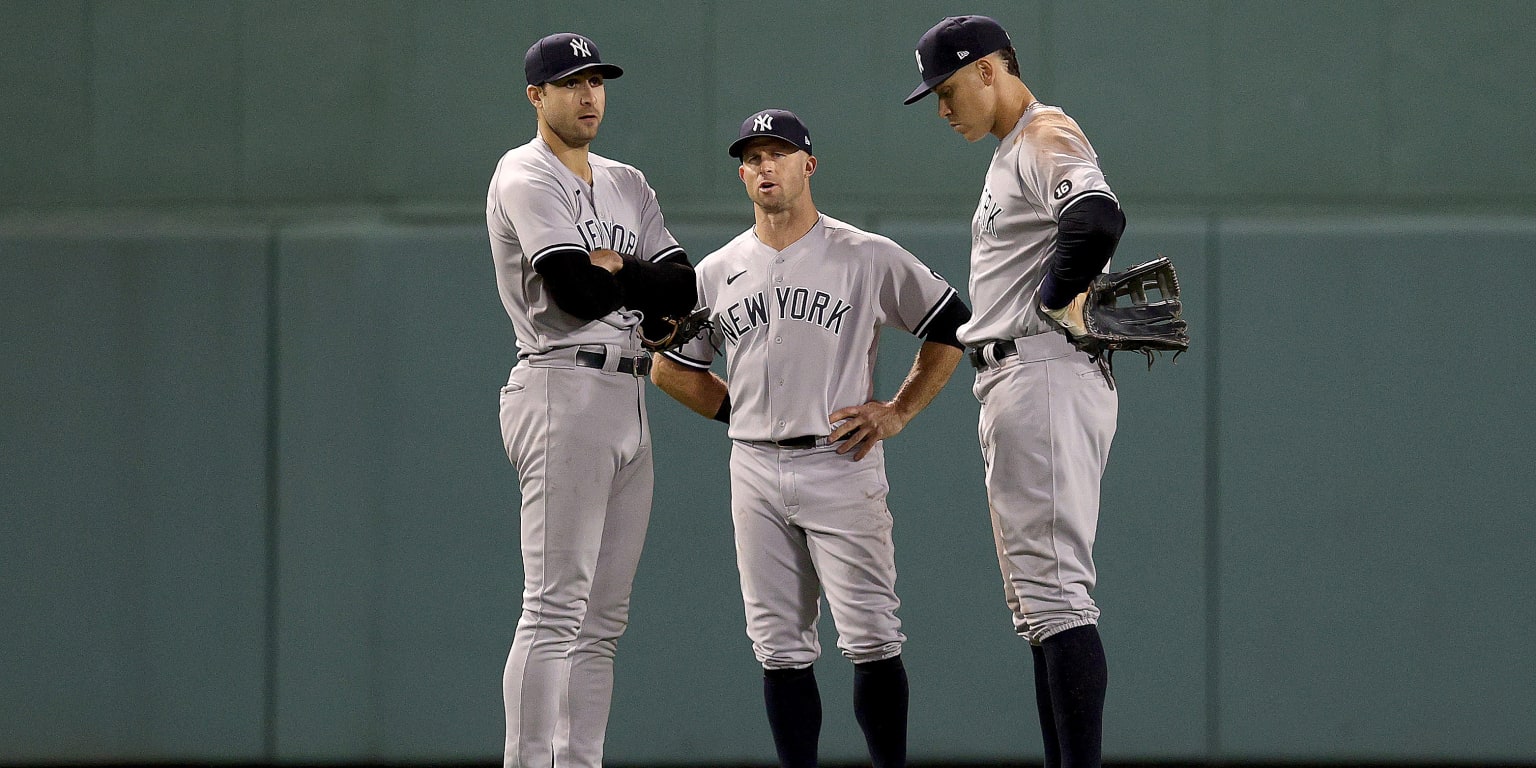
[973,332,1117,644]
[729,439,906,669]
[499,349,652,768]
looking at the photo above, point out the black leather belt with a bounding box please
[770,435,821,449]
[968,339,1018,369]
[575,349,652,376]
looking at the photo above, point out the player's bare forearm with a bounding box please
[892,340,963,420]
[827,340,962,460]
[651,355,728,419]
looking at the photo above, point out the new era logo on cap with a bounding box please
[524,32,624,86]
[728,108,813,158]
[902,15,1011,105]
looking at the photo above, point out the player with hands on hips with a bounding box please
[485,32,695,768]
[904,15,1128,768]
[826,362,923,461]
[652,109,971,768]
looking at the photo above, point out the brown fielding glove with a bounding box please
[639,306,713,353]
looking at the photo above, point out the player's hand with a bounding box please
[1041,291,1089,338]
[827,401,910,461]
[589,248,624,274]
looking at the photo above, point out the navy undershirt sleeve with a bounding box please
[615,251,697,317]
[1039,195,1126,310]
[533,249,624,321]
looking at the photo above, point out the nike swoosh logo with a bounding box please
[726,270,748,285]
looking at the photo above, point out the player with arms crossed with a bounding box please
[903,15,1128,768]
[486,32,695,768]
[652,109,971,768]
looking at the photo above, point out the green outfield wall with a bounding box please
[3,1,1533,764]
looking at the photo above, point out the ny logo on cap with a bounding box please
[915,50,924,73]
[754,113,773,131]
[569,37,591,57]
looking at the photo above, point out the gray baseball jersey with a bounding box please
[965,103,1119,644]
[959,103,1118,347]
[488,135,683,355]
[663,213,957,669]
[665,214,958,442]
[488,134,681,768]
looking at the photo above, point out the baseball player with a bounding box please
[652,109,971,768]
[486,32,695,768]
[903,16,1127,768]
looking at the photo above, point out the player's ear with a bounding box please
[803,155,817,177]
[983,56,1007,87]
[526,84,543,109]
[738,164,747,184]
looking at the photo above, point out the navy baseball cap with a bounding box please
[728,109,813,158]
[524,32,624,86]
[903,15,1012,105]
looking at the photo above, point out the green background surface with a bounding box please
[3,1,1533,764]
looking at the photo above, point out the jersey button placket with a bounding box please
[772,270,782,340]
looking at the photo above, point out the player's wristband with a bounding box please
[712,393,731,424]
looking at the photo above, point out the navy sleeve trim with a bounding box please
[912,286,958,338]
[918,293,971,349]
[661,349,711,369]
[530,242,589,268]
[649,245,687,264]
[1059,189,1117,216]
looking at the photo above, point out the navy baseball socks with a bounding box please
[1035,624,1108,768]
[853,655,909,768]
[763,665,821,768]
[763,656,909,768]
[1031,643,1063,768]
